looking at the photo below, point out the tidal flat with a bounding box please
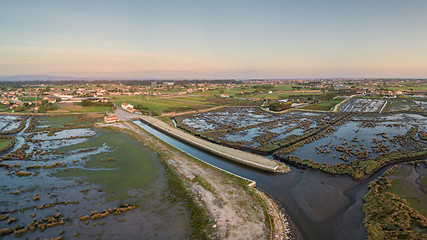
[0,115,191,239]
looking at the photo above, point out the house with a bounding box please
[58,95,74,101]
[43,97,57,104]
[121,102,135,113]
[121,102,130,109]
[0,98,9,104]
[125,105,135,113]
[104,115,119,123]
[7,96,18,102]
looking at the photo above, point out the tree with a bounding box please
[269,101,291,111]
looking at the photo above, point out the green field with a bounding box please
[55,129,165,202]
[111,95,218,113]
[56,103,113,113]
[385,84,427,92]
[387,165,427,217]
[109,95,260,114]
[36,115,98,128]
[301,98,345,111]
[19,96,43,101]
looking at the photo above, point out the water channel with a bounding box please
[133,120,395,240]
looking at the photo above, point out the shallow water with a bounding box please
[0,117,191,239]
[134,120,393,240]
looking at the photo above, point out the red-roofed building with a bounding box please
[104,115,119,123]
[121,102,130,109]
[125,105,135,113]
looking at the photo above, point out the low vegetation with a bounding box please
[363,170,427,239]
[160,160,214,239]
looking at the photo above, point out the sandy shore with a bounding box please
[96,121,295,240]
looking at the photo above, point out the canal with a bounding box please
[132,120,391,240]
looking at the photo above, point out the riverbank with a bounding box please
[96,121,294,239]
[139,115,288,173]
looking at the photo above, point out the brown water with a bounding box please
[135,119,404,240]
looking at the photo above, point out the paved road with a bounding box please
[112,106,288,173]
[139,115,288,173]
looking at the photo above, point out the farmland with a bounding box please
[56,102,113,114]
[301,98,345,111]
[0,79,426,239]
[110,95,261,115]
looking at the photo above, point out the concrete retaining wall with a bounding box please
[138,117,286,173]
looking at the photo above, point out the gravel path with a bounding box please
[97,120,295,239]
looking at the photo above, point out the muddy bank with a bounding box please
[105,120,295,240]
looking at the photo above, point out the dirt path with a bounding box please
[96,121,294,240]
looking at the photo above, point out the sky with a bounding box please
[1,0,427,79]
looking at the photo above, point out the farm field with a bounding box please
[111,95,220,113]
[110,95,261,114]
[18,96,44,102]
[385,83,427,91]
[301,98,345,111]
[388,97,426,112]
[56,103,113,114]
[0,115,191,239]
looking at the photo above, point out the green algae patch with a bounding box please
[53,129,164,202]
[363,167,427,240]
[387,163,427,217]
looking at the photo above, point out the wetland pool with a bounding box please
[134,120,380,240]
[0,116,191,239]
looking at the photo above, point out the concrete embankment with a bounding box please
[332,94,357,112]
[138,115,289,173]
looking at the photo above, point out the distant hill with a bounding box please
[0,75,82,81]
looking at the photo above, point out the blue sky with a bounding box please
[1,0,427,79]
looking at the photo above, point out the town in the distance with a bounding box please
[0,78,426,240]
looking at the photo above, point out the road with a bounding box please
[112,106,288,173]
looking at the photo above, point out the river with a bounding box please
[133,120,396,240]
